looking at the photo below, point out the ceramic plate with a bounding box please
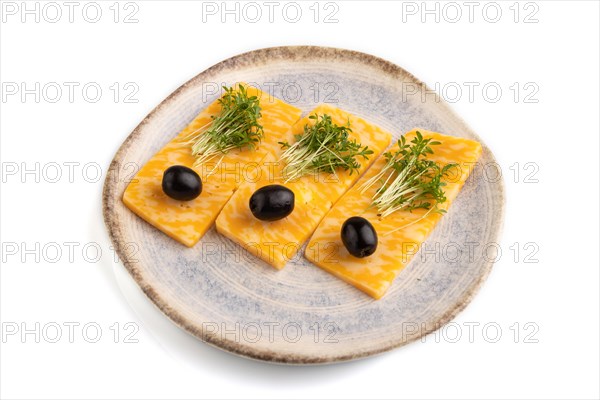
[103,46,505,364]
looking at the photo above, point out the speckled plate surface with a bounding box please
[103,46,505,364]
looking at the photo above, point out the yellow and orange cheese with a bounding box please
[123,86,302,247]
[305,129,482,299]
[215,104,393,269]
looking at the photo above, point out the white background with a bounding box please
[1,1,599,399]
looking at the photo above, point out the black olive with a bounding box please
[249,185,295,221]
[341,216,378,258]
[162,165,202,201]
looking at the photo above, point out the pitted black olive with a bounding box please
[249,185,295,221]
[341,216,378,258]
[162,165,202,201]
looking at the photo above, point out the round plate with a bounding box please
[103,46,505,364]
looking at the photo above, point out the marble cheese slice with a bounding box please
[215,104,393,270]
[122,86,302,247]
[305,129,482,299]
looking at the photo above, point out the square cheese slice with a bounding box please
[215,104,393,269]
[122,86,302,247]
[305,129,482,299]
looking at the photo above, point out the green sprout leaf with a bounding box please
[278,114,373,182]
[360,132,458,220]
[184,84,263,166]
